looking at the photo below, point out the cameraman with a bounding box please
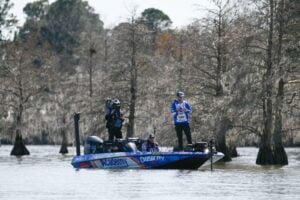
[105,99,124,141]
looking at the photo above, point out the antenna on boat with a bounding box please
[74,112,81,156]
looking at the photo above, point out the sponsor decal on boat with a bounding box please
[101,158,128,168]
[140,156,164,163]
[79,162,90,168]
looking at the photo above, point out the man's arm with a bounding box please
[142,142,147,152]
[185,102,192,114]
[155,143,159,152]
[170,101,177,114]
[105,109,114,120]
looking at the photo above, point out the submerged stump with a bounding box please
[59,143,68,155]
[230,146,239,158]
[216,144,232,162]
[274,146,288,165]
[59,130,68,155]
[221,148,232,162]
[10,131,30,156]
[256,146,274,165]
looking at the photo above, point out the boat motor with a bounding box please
[84,136,104,154]
[115,139,138,152]
[127,137,144,151]
[123,142,138,152]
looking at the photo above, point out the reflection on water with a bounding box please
[0,146,300,200]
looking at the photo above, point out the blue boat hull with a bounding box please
[71,152,224,169]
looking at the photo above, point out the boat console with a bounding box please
[84,136,213,155]
[84,136,142,154]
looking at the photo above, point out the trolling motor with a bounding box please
[208,138,216,171]
[182,139,216,171]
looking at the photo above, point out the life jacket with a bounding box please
[170,100,192,124]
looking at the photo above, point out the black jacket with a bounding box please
[105,109,124,129]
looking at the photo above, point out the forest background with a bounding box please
[0,0,299,163]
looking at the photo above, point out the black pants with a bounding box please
[108,127,122,141]
[175,123,192,150]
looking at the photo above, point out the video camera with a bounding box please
[105,98,121,113]
[105,99,113,110]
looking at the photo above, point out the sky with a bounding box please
[10,0,214,29]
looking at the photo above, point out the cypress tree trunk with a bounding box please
[11,109,29,156]
[256,145,274,165]
[88,46,96,98]
[59,116,68,154]
[127,69,137,138]
[59,130,68,154]
[257,99,275,164]
[230,146,239,158]
[10,129,30,156]
[272,0,288,165]
[127,18,138,138]
[256,0,275,165]
[216,116,233,162]
[273,79,288,165]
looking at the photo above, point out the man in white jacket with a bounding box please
[170,91,192,150]
[142,133,159,152]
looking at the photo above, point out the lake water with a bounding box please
[0,146,299,200]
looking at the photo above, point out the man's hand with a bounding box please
[120,114,125,120]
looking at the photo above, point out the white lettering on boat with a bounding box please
[101,158,128,168]
[140,156,164,163]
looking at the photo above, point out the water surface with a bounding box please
[0,146,299,200]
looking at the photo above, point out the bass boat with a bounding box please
[71,136,224,169]
[71,113,224,170]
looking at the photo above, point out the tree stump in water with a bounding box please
[216,138,232,162]
[10,131,30,156]
[274,146,288,165]
[217,144,232,162]
[59,143,68,155]
[216,116,233,162]
[230,146,239,158]
[59,129,68,155]
[256,146,274,165]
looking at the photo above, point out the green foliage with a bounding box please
[41,0,103,54]
[19,0,49,40]
[0,0,17,39]
[141,8,172,31]
[20,0,104,56]
[23,0,49,20]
